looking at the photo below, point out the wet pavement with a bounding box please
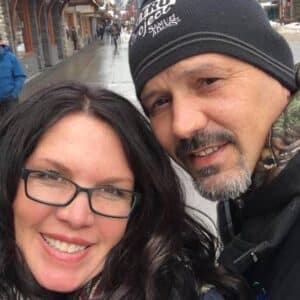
[20,31,300,103]
[19,32,300,228]
[20,35,141,110]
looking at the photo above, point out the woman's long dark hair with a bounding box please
[0,82,251,299]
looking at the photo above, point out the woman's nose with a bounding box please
[55,191,94,229]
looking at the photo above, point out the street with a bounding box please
[20,31,300,229]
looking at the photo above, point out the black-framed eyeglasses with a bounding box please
[21,168,140,219]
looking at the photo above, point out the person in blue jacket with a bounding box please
[0,34,26,115]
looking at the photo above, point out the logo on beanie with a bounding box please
[133,0,181,39]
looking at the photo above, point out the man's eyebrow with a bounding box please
[175,63,232,80]
[140,89,163,105]
[140,64,231,103]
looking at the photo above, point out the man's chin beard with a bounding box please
[192,164,252,201]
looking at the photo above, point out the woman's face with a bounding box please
[13,112,134,292]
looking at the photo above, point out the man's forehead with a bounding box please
[149,53,242,83]
[175,53,246,69]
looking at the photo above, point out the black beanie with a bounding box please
[129,0,297,98]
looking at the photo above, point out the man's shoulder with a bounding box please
[218,195,300,299]
[250,214,300,299]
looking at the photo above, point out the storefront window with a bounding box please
[15,9,25,57]
[14,0,33,57]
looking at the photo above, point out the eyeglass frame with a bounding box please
[20,168,140,219]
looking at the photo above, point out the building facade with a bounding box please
[279,0,300,22]
[0,0,103,78]
[259,0,300,21]
[293,0,300,20]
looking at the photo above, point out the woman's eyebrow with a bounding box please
[28,158,71,175]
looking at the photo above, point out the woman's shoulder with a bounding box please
[166,259,225,300]
[201,288,225,300]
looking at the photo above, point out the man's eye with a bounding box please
[153,97,169,108]
[197,78,220,88]
[147,97,170,116]
[204,78,219,85]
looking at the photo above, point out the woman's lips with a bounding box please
[40,233,92,263]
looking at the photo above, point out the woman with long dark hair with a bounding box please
[0,82,251,299]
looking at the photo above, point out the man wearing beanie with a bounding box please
[129,0,300,299]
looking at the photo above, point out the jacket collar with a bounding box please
[243,152,300,217]
[219,152,300,274]
[251,89,300,190]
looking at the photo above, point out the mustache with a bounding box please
[175,130,237,158]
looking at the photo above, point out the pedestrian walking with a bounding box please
[111,22,120,50]
[0,34,26,116]
[70,27,78,50]
[0,81,250,300]
[129,0,300,299]
[97,23,105,40]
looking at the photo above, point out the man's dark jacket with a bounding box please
[218,152,300,300]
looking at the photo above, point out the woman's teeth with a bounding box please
[42,235,87,254]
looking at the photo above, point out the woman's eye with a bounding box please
[110,187,120,195]
[97,186,125,200]
[33,171,62,182]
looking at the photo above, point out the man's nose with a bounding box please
[171,95,208,139]
[55,191,94,229]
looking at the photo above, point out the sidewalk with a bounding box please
[21,30,300,105]
[20,34,141,109]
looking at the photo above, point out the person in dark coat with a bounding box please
[70,27,78,50]
[111,22,120,49]
[0,34,26,115]
[128,0,300,299]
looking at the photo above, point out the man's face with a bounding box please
[141,54,289,201]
